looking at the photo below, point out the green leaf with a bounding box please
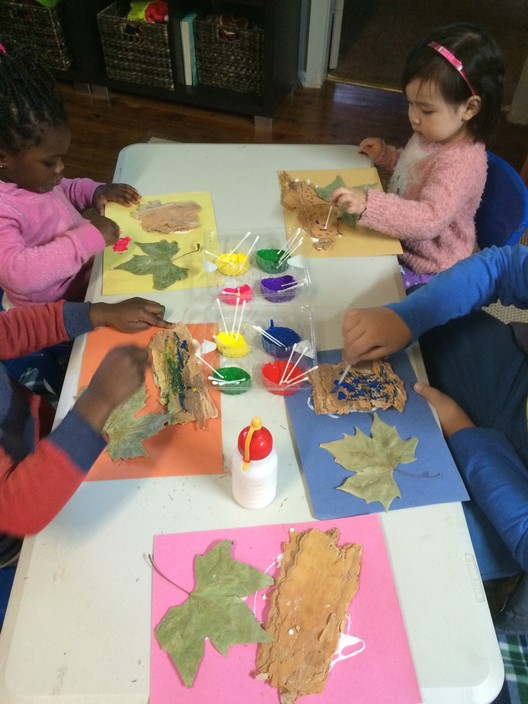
[313,179,377,229]
[320,413,418,510]
[314,175,347,201]
[114,240,189,290]
[155,540,273,687]
[103,386,168,460]
[338,211,360,228]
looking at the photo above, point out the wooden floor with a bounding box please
[59,80,528,185]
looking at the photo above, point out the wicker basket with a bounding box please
[97,2,174,90]
[0,0,71,71]
[194,15,264,96]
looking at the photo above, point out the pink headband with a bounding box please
[428,41,477,96]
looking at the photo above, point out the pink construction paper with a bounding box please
[150,516,421,703]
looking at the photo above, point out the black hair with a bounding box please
[402,22,504,142]
[0,35,68,153]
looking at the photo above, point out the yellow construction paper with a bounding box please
[102,192,218,295]
[280,169,402,258]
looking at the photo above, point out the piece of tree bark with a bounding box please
[310,359,407,414]
[257,528,362,703]
[150,324,218,427]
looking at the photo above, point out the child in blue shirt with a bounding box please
[341,245,528,619]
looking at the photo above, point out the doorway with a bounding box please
[328,0,528,108]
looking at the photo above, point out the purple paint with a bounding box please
[260,275,297,302]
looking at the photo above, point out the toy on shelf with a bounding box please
[127,1,168,23]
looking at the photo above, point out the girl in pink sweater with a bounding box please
[0,35,140,308]
[331,23,505,290]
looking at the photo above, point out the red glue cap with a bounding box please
[238,417,273,462]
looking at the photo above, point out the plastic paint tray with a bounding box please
[202,229,312,304]
[185,301,317,395]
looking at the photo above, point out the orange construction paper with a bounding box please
[280,168,403,258]
[78,324,223,481]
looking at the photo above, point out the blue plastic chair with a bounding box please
[475,151,528,249]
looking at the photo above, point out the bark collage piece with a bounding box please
[257,528,362,703]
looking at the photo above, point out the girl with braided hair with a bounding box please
[0,35,140,308]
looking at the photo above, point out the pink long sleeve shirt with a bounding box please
[0,177,106,307]
[359,134,487,274]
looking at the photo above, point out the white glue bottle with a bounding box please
[232,417,278,509]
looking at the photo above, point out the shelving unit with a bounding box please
[57,0,302,120]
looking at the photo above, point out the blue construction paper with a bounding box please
[285,349,469,519]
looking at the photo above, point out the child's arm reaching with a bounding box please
[332,142,486,242]
[331,187,367,217]
[414,382,528,571]
[342,246,528,364]
[0,297,170,361]
[92,183,141,215]
[358,137,401,170]
[0,296,171,536]
[0,345,150,536]
[359,138,386,161]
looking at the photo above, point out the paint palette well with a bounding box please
[203,229,312,304]
[184,301,318,395]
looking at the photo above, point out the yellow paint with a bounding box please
[216,252,250,276]
[215,331,251,358]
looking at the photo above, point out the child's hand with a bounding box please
[331,187,367,216]
[90,214,120,246]
[413,382,475,437]
[90,298,173,332]
[358,138,386,162]
[73,345,149,432]
[342,307,412,364]
[93,183,141,215]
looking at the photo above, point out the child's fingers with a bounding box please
[330,187,351,204]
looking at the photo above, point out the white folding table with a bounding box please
[0,144,503,703]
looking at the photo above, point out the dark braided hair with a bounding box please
[0,35,68,153]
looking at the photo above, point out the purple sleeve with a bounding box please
[59,178,102,211]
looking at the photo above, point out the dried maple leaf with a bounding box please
[320,413,418,510]
[114,240,189,289]
[155,540,273,687]
[103,386,168,460]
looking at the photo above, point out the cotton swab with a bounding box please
[216,298,228,334]
[195,354,219,376]
[278,239,303,265]
[235,300,246,340]
[323,205,333,230]
[280,278,308,290]
[336,363,351,386]
[244,235,260,259]
[207,375,243,386]
[253,325,286,348]
[283,345,310,383]
[231,297,240,335]
[279,343,297,384]
[204,249,219,259]
[286,227,303,249]
[229,231,252,255]
[278,229,303,264]
[281,365,319,387]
